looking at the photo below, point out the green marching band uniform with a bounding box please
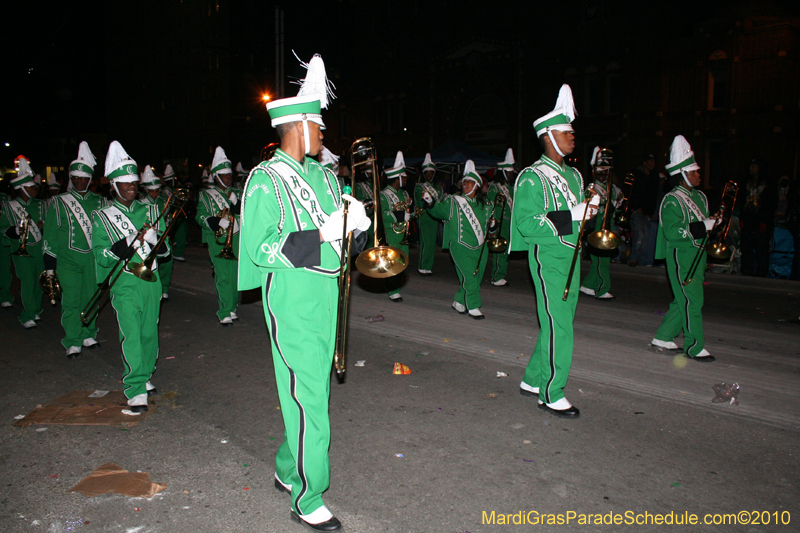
[510,84,592,418]
[162,164,188,261]
[487,148,516,286]
[651,135,716,361]
[239,53,368,531]
[580,147,622,300]
[91,141,169,412]
[413,153,443,275]
[139,165,173,299]
[1,158,45,327]
[0,188,15,307]
[43,141,104,354]
[380,151,412,301]
[426,160,492,318]
[196,146,242,324]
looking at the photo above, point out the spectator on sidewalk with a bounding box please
[628,154,660,267]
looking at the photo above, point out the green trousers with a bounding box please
[489,249,509,282]
[158,256,174,296]
[12,242,44,324]
[171,216,188,257]
[109,272,161,400]
[264,270,336,517]
[417,214,438,271]
[0,243,13,304]
[451,244,488,310]
[384,230,408,297]
[58,252,98,349]
[522,243,579,404]
[655,247,706,357]
[581,249,612,297]
[208,234,240,320]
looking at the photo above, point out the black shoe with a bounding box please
[290,511,342,532]
[128,404,148,414]
[66,352,81,360]
[519,387,539,398]
[274,478,291,495]
[389,297,403,303]
[689,355,716,363]
[147,388,158,397]
[538,402,580,419]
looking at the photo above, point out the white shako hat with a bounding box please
[385,151,407,180]
[105,141,139,189]
[211,146,232,187]
[462,160,483,187]
[266,53,335,156]
[201,169,209,184]
[235,162,249,178]
[665,135,700,176]
[497,148,515,170]
[163,164,176,182]
[533,84,577,158]
[11,158,35,189]
[319,146,339,172]
[141,165,161,189]
[34,174,42,185]
[590,146,613,169]
[69,141,97,179]
[422,153,436,173]
[48,172,60,190]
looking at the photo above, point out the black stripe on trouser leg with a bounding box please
[110,291,134,399]
[264,273,309,512]
[451,251,468,305]
[675,248,698,355]
[534,245,557,404]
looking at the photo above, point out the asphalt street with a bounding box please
[1,241,799,533]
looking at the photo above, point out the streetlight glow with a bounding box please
[262,93,271,103]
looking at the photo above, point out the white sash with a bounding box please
[536,167,578,208]
[272,161,341,256]
[382,187,401,208]
[421,182,440,202]
[495,183,512,210]
[8,200,42,243]
[104,206,151,261]
[60,194,93,247]
[206,188,230,212]
[671,188,705,222]
[359,182,374,201]
[454,196,485,245]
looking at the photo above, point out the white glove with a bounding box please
[342,194,370,232]
[126,233,142,249]
[422,192,432,204]
[46,270,55,277]
[320,210,345,242]
[570,199,599,221]
[703,218,717,231]
[219,217,231,230]
[233,219,240,233]
[143,227,158,246]
[404,211,411,222]
[229,192,238,205]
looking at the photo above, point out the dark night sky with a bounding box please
[1,0,796,168]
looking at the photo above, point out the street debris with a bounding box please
[70,463,166,498]
[365,315,385,322]
[496,372,508,378]
[394,453,404,458]
[392,363,411,375]
[711,383,740,406]
[355,360,366,367]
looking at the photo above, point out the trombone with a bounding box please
[586,156,621,251]
[214,207,237,260]
[333,138,408,381]
[39,271,62,306]
[81,190,188,323]
[563,192,596,301]
[473,193,507,277]
[613,173,635,228]
[683,180,739,285]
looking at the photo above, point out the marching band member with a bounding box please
[319,146,340,179]
[196,146,242,325]
[239,53,368,533]
[163,164,187,262]
[91,141,168,413]
[487,148,516,286]
[381,151,412,302]
[649,135,717,361]
[140,166,173,301]
[579,147,623,301]
[1,158,45,328]
[234,162,249,189]
[0,181,13,308]
[42,142,104,356]
[414,153,443,276]
[509,84,598,418]
[353,162,375,251]
[46,172,61,205]
[423,160,494,319]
